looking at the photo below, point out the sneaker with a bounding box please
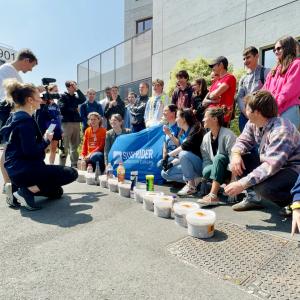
[278,205,292,217]
[13,188,41,211]
[197,193,223,206]
[194,177,202,189]
[5,183,21,208]
[232,198,264,211]
[177,184,197,196]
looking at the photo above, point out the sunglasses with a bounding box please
[273,46,283,53]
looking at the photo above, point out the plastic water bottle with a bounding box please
[77,158,82,170]
[106,163,113,179]
[87,163,93,173]
[117,162,125,183]
[94,161,100,185]
[130,171,138,191]
[81,160,87,171]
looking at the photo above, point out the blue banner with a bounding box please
[108,124,165,183]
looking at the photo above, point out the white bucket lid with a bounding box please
[99,175,107,181]
[85,173,95,179]
[118,182,131,189]
[108,178,118,185]
[78,170,86,176]
[173,201,199,216]
[153,195,174,208]
[186,209,216,226]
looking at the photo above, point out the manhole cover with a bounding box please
[167,221,300,299]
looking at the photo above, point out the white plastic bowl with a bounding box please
[118,181,131,198]
[77,170,86,183]
[186,209,216,238]
[142,191,164,211]
[173,201,199,228]
[99,175,108,188]
[108,178,119,193]
[85,172,96,185]
[153,195,174,218]
[134,185,147,203]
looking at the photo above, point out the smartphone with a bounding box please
[47,124,56,133]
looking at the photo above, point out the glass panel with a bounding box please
[88,55,101,93]
[101,48,115,90]
[263,48,276,69]
[77,61,89,92]
[116,39,132,85]
[144,18,152,31]
[137,21,144,34]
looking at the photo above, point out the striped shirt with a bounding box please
[232,117,300,188]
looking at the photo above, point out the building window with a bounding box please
[136,17,152,34]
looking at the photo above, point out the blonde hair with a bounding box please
[87,112,102,127]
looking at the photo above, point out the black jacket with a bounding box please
[0,111,50,178]
[58,89,86,122]
[171,84,193,108]
[130,95,149,125]
[104,96,125,129]
[181,124,205,157]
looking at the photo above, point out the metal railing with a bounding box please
[77,29,152,95]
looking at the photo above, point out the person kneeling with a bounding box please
[197,107,236,205]
[1,80,78,210]
[225,91,300,213]
[80,112,106,173]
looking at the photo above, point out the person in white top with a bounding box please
[99,86,111,128]
[0,48,38,100]
[0,48,38,207]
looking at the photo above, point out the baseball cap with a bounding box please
[208,56,228,69]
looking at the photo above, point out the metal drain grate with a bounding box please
[167,221,300,299]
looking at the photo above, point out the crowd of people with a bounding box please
[0,35,300,235]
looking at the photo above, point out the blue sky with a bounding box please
[0,0,124,91]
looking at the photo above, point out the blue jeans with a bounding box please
[239,113,248,133]
[281,105,300,129]
[160,157,184,183]
[179,150,202,181]
[87,152,105,173]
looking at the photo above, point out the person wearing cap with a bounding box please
[171,70,193,109]
[58,80,86,167]
[203,56,236,127]
[224,91,300,220]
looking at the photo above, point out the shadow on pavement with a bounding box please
[19,191,104,228]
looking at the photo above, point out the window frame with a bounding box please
[136,17,153,35]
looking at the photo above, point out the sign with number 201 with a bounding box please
[0,46,16,63]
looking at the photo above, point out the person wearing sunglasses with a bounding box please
[263,35,300,128]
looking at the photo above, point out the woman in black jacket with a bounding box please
[191,78,209,122]
[162,108,205,195]
[0,80,78,210]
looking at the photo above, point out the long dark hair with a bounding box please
[193,78,208,98]
[177,108,199,128]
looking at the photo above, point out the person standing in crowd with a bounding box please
[191,78,209,122]
[225,91,300,214]
[80,88,103,133]
[197,107,236,206]
[263,35,300,128]
[203,56,236,127]
[236,46,270,132]
[130,82,149,132]
[232,46,270,211]
[144,79,169,127]
[81,112,106,173]
[171,70,193,109]
[0,80,77,210]
[104,114,130,166]
[99,87,111,128]
[123,91,136,129]
[0,49,38,201]
[58,80,86,167]
[163,109,205,195]
[158,104,180,174]
[104,85,125,130]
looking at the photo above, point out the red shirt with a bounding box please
[209,73,236,122]
[81,127,106,157]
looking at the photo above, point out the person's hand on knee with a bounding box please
[291,201,300,237]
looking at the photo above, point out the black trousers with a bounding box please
[10,165,78,196]
[242,152,298,207]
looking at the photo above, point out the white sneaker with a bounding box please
[177,184,197,196]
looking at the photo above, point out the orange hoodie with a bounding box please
[81,127,106,157]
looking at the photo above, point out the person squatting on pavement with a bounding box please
[0,80,78,210]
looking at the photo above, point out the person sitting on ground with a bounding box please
[191,78,209,122]
[171,70,194,109]
[224,91,300,214]
[290,174,300,236]
[80,112,106,173]
[124,92,136,129]
[104,85,125,130]
[144,79,170,127]
[104,114,131,167]
[80,88,103,133]
[263,35,300,128]
[0,80,78,210]
[162,108,205,196]
[130,82,149,132]
[158,104,180,174]
[197,107,236,206]
[203,56,237,127]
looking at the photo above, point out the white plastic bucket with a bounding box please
[118,181,131,198]
[142,192,164,211]
[108,178,119,193]
[134,185,147,203]
[77,170,86,183]
[99,175,108,188]
[153,195,174,218]
[85,173,96,185]
[173,201,199,228]
[186,209,216,238]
